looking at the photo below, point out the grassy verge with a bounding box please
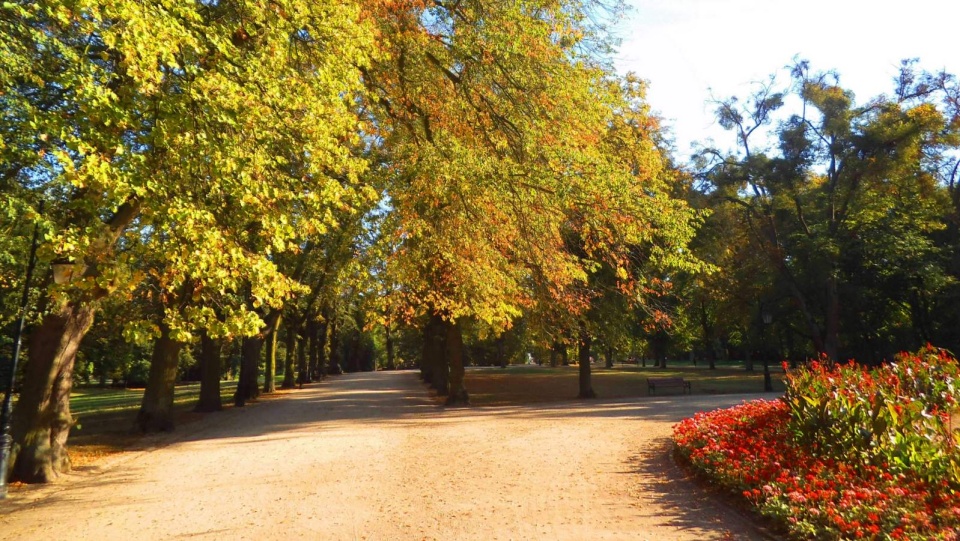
[67,380,242,467]
[462,364,785,406]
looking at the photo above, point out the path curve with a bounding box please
[0,371,770,540]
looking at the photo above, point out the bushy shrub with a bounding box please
[784,347,960,486]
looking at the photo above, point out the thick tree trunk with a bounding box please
[296,333,309,386]
[307,319,320,380]
[425,314,448,395]
[445,319,469,405]
[327,317,342,376]
[316,320,328,378]
[10,301,95,483]
[195,332,222,412]
[420,318,435,383]
[9,197,139,483]
[577,326,596,399]
[263,313,282,394]
[549,343,560,368]
[281,326,297,389]
[234,335,263,406]
[136,324,184,432]
[605,346,614,369]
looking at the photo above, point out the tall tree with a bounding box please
[3,0,375,481]
[701,60,960,360]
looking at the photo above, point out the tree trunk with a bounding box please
[296,333,309,386]
[427,314,448,395]
[561,343,569,366]
[263,312,282,394]
[422,314,450,396]
[824,272,840,360]
[577,326,596,399]
[605,346,614,369]
[281,326,297,389]
[420,318,435,383]
[699,300,717,370]
[385,324,395,370]
[316,320,328,378]
[307,319,320,380]
[136,324,184,432]
[9,301,96,483]
[327,316,342,376]
[549,343,559,368]
[195,332,223,412]
[234,335,263,406]
[445,319,469,405]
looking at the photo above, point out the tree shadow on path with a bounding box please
[622,436,776,540]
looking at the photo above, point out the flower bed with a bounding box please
[673,347,960,540]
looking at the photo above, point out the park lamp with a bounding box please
[51,259,75,285]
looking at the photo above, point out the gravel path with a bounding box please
[0,371,770,540]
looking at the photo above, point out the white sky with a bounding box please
[615,0,960,159]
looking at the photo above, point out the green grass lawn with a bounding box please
[462,363,785,406]
[70,380,239,416]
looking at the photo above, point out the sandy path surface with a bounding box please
[0,371,770,540]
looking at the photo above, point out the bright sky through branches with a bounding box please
[616,0,959,160]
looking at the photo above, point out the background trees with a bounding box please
[695,60,960,363]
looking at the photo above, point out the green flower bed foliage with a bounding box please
[674,346,960,540]
[785,347,960,486]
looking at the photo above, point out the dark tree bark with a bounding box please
[561,343,569,366]
[549,342,560,368]
[234,335,263,406]
[9,302,95,482]
[296,332,309,385]
[327,316,342,376]
[385,324,395,370]
[424,313,448,395]
[263,312,282,394]
[577,326,596,399]
[307,319,320,380]
[316,319,328,378]
[195,331,222,412]
[445,319,469,405]
[420,318,434,383]
[605,346,614,369]
[280,326,297,389]
[136,323,184,432]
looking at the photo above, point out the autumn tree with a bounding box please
[3,0,375,480]
[363,1,703,403]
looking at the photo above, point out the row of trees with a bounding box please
[1,0,700,484]
[2,0,958,486]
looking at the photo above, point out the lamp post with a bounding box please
[761,310,773,393]
[0,207,43,498]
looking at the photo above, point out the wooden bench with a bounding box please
[647,377,691,395]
